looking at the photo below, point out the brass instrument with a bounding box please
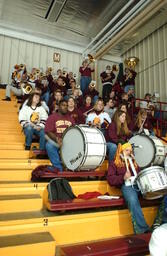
[124,57,139,69]
[21,82,33,94]
[89,80,96,88]
[87,54,95,63]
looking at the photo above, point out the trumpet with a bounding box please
[89,80,96,88]
[21,82,33,94]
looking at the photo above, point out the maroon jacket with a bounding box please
[84,88,99,99]
[100,71,115,84]
[107,160,140,186]
[105,122,130,144]
[79,67,94,77]
[45,112,75,138]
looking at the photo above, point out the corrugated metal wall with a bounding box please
[0,35,82,84]
[122,23,167,101]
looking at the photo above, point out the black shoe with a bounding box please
[2,97,11,101]
[25,146,31,151]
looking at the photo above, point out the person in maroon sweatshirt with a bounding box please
[133,108,154,134]
[107,143,149,234]
[49,77,67,96]
[48,89,63,115]
[45,99,75,171]
[100,65,115,103]
[79,60,94,94]
[67,97,83,124]
[84,81,99,104]
[106,110,131,161]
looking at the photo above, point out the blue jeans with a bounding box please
[124,85,135,94]
[24,125,45,150]
[107,142,117,161]
[80,76,91,94]
[45,141,63,172]
[41,90,50,105]
[93,95,99,104]
[121,184,149,234]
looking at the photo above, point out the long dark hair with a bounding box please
[27,93,41,107]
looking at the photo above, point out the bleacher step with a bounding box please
[0,193,42,213]
[0,150,30,159]
[0,232,55,256]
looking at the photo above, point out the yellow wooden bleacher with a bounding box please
[0,89,160,256]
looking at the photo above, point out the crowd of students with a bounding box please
[1,61,167,252]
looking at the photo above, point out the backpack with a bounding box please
[47,178,76,201]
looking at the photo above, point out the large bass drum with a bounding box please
[129,134,165,169]
[137,166,167,200]
[61,125,106,171]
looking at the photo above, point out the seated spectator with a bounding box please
[50,77,67,96]
[113,103,132,130]
[84,80,99,104]
[3,64,27,101]
[21,88,49,114]
[104,98,117,119]
[70,88,83,107]
[139,93,155,116]
[133,108,154,134]
[86,98,111,134]
[79,95,93,123]
[67,97,82,124]
[45,100,75,171]
[19,92,48,150]
[107,143,150,234]
[48,89,63,114]
[106,110,131,161]
[35,76,50,105]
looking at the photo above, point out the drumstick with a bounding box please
[123,151,130,173]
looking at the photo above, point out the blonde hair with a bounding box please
[94,99,104,111]
[114,143,138,168]
[135,109,147,128]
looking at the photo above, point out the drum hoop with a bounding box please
[137,166,164,178]
[131,134,156,169]
[60,125,87,171]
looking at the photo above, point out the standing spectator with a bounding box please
[123,68,137,94]
[100,65,115,103]
[79,60,94,94]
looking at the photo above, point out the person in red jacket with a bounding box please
[79,60,94,94]
[107,143,150,234]
[45,99,75,171]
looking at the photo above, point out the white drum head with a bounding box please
[129,135,155,168]
[61,126,85,171]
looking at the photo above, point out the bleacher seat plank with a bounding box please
[58,233,151,256]
[41,170,106,179]
[47,197,160,212]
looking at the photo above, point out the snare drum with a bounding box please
[129,134,165,168]
[137,166,167,200]
[61,125,106,171]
